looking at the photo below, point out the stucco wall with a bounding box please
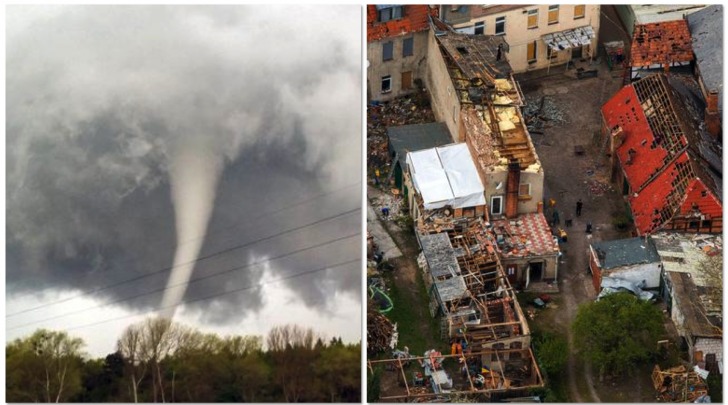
[453,5,601,73]
[367,31,430,102]
[424,30,461,142]
[483,169,544,216]
[603,262,662,289]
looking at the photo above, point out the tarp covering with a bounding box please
[407,143,486,210]
[597,276,656,302]
[542,25,595,51]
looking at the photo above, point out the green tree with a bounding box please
[573,292,664,378]
[6,329,85,402]
[533,331,568,377]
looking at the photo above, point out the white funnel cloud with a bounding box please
[159,145,223,319]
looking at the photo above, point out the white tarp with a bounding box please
[406,143,486,210]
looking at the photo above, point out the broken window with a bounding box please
[402,37,414,57]
[491,195,504,215]
[548,5,559,24]
[381,75,392,93]
[474,21,485,35]
[378,6,404,22]
[495,16,506,35]
[382,41,393,61]
[527,41,537,63]
[519,183,531,196]
[574,4,585,19]
[527,9,538,29]
[401,71,412,90]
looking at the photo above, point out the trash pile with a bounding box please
[522,95,567,133]
[652,364,709,403]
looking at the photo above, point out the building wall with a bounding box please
[694,338,723,366]
[589,247,602,292]
[483,169,544,216]
[503,254,558,287]
[614,5,637,36]
[603,262,662,289]
[368,30,430,102]
[425,30,461,142]
[452,5,601,73]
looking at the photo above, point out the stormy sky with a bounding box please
[6,5,362,356]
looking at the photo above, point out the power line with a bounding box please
[8,181,360,299]
[62,258,360,332]
[8,232,360,331]
[7,206,360,317]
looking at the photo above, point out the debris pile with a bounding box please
[367,94,437,169]
[652,364,709,403]
[367,300,396,354]
[586,179,611,196]
[522,96,567,132]
[370,192,405,221]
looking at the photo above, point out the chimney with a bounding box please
[505,159,520,219]
[705,91,721,139]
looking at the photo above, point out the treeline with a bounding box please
[6,319,360,402]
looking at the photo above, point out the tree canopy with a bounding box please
[7,320,360,403]
[572,292,664,377]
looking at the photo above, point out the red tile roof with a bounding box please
[367,5,438,42]
[601,74,721,235]
[630,20,694,67]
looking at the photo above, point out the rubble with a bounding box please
[367,300,397,354]
[522,95,567,132]
[652,364,709,403]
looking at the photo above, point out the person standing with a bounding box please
[576,199,583,217]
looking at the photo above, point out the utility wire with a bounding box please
[7,206,360,317]
[8,181,360,298]
[62,258,361,332]
[8,232,359,331]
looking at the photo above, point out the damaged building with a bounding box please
[628,20,694,81]
[601,73,723,236]
[438,5,600,73]
[653,232,722,371]
[367,5,439,102]
[425,24,545,219]
[588,237,662,293]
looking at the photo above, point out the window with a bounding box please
[378,6,404,22]
[381,75,392,93]
[527,9,538,29]
[547,45,557,59]
[401,71,412,90]
[474,21,485,35]
[495,16,506,35]
[382,41,393,61]
[527,41,537,63]
[491,195,504,215]
[519,183,532,196]
[402,37,414,57]
[548,5,559,24]
[574,5,585,19]
[506,265,516,276]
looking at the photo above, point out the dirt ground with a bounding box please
[513,7,659,400]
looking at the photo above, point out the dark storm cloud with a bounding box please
[6,5,361,322]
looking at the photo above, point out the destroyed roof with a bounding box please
[688,5,723,113]
[601,74,722,235]
[434,275,468,303]
[542,26,596,52]
[367,5,437,42]
[419,232,461,279]
[652,232,722,337]
[406,143,486,210]
[590,237,660,269]
[387,123,453,171]
[630,20,693,67]
[436,31,512,81]
[491,213,560,258]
